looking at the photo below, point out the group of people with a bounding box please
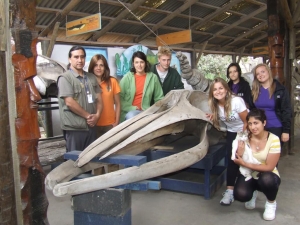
[57,45,291,221]
[208,63,291,221]
[57,45,183,151]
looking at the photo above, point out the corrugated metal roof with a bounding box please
[35,0,300,58]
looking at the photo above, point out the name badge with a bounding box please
[87,94,93,103]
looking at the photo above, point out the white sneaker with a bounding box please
[263,201,277,221]
[245,190,258,209]
[220,190,234,206]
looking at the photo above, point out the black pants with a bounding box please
[226,131,239,186]
[266,127,283,147]
[234,172,281,202]
[64,126,97,152]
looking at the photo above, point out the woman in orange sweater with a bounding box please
[88,54,121,137]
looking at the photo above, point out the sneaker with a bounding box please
[220,190,234,205]
[263,201,277,221]
[245,190,258,209]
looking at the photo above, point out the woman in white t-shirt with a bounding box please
[233,109,281,221]
[207,77,248,206]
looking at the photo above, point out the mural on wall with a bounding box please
[83,47,108,71]
[115,44,181,78]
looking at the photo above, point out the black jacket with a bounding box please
[273,79,292,134]
[228,77,255,109]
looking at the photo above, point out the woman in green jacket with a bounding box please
[120,51,164,122]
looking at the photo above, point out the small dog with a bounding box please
[231,131,261,181]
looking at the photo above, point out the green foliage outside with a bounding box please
[197,54,231,81]
[197,54,263,82]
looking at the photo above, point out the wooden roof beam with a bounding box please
[215,5,267,36]
[36,6,90,17]
[222,21,267,48]
[37,36,254,56]
[238,32,267,49]
[293,1,300,23]
[237,47,245,63]
[196,41,208,65]
[39,0,81,37]
[134,0,199,43]
[190,0,243,30]
[88,0,147,41]
[279,0,294,30]
[196,5,266,46]
[193,0,265,22]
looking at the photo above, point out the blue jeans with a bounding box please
[125,110,142,120]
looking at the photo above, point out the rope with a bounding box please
[117,0,174,52]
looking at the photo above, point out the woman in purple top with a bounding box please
[227,63,254,109]
[252,64,291,143]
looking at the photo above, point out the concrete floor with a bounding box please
[46,140,300,225]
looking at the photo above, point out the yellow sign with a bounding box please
[66,13,101,37]
[252,46,269,55]
[156,30,192,46]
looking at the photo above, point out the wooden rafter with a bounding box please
[197,5,267,46]
[196,41,208,65]
[215,5,267,36]
[293,1,300,23]
[239,32,268,49]
[279,0,294,30]
[222,21,267,48]
[88,0,147,41]
[39,0,81,37]
[134,0,199,43]
[190,0,243,30]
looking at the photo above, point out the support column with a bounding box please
[10,0,49,224]
[40,40,54,138]
[0,36,18,225]
[267,0,285,84]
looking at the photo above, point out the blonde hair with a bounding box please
[252,63,275,102]
[157,46,172,58]
[208,77,234,130]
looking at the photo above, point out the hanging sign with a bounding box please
[156,29,192,46]
[66,13,101,37]
[252,46,269,55]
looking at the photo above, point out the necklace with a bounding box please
[252,132,268,151]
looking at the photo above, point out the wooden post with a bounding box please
[40,40,54,138]
[10,0,49,224]
[267,0,285,84]
[0,1,18,223]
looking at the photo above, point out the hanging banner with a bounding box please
[156,29,192,46]
[66,13,101,37]
[252,46,269,55]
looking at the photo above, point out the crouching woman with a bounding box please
[233,109,281,221]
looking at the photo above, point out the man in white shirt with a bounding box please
[150,46,184,95]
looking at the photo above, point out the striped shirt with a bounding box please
[252,132,281,178]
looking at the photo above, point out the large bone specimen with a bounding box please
[34,54,67,98]
[176,51,211,92]
[46,90,224,197]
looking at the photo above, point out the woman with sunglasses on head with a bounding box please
[88,54,121,137]
[234,109,281,221]
[207,77,248,206]
[119,51,164,122]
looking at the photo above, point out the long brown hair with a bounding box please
[252,63,276,102]
[88,54,111,87]
[246,108,267,140]
[208,77,234,130]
